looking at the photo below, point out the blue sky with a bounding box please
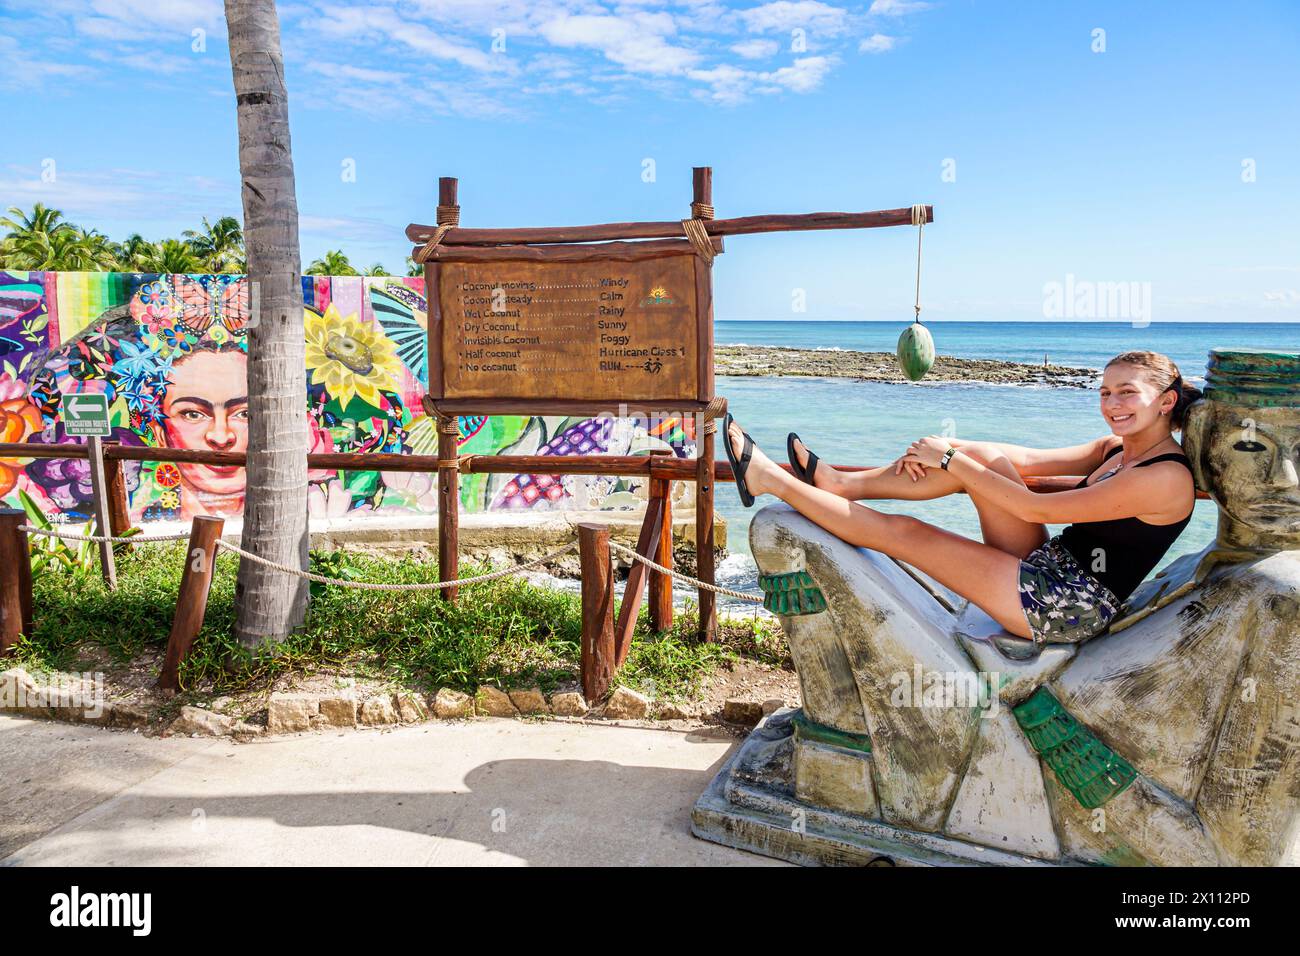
[3,0,1298,322]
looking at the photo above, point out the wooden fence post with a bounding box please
[648,456,673,633]
[578,522,615,703]
[613,492,665,669]
[0,509,33,657]
[435,176,461,604]
[692,167,717,643]
[86,436,116,588]
[102,441,134,542]
[158,516,224,693]
[696,425,717,641]
[436,414,460,603]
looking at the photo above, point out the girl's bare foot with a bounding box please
[727,419,780,498]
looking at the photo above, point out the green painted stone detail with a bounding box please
[792,709,873,754]
[896,320,936,382]
[757,570,827,616]
[1204,348,1300,408]
[1012,688,1137,810]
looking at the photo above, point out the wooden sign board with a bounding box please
[426,247,710,415]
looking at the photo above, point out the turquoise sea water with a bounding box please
[716,320,1300,380]
[710,321,1300,606]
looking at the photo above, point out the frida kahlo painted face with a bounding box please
[154,347,249,497]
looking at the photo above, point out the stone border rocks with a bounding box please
[1,666,793,740]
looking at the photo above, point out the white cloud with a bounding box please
[765,55,835,92]
[0,163,237,226]
[732,38,779,59]
[537,12,700,75]
[315,5,502,73]
[868,0,932,15]
[688,54,837,104]
[0,36,94,89]
[739,1,849,35]
[859,33,897,53]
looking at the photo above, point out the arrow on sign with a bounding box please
[67,397,101,420]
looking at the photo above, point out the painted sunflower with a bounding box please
[304,304,404,412]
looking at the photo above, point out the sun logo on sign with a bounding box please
[642,286,673,306]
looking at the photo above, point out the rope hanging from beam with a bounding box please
[911,204,926,321]
[681,217,715,262]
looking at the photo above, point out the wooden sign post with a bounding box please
[409,169,931,644]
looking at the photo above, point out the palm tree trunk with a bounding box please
[225,0,309,644]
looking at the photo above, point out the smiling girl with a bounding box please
[724,350,1202,652]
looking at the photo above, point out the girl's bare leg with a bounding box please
[734,422,1034,638]
[791,436,1048,558]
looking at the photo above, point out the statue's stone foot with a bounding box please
[692,709,1058,867]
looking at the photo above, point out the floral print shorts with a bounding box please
[1017,536,1122,647]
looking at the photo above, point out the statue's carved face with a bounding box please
[1186,401,1300,536]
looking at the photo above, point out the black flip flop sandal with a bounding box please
[723,413,757,508]
[787,432,819,486]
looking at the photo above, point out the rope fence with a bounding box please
[212,538,581,591]
[18,521,763,600]
[608,541,763,603]
[21,525,195,544]
[4,504,763,699]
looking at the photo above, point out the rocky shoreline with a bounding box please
[716,345,1097,388]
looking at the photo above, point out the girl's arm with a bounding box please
[947,435,1120,477]
[914,443,1187,525]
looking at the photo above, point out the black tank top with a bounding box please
[1056,444,1195,604]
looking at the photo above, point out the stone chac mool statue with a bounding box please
[693,349,1300,867]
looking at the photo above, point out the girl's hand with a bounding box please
[904,435,952,470]
[892,454,928,482]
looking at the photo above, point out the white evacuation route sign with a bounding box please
[61,393,111,437]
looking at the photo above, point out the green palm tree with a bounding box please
[405,256,422,277]
[113,233,157,272]
[0,203,69,242]
[305,249,358,276]
[184,215,245,273]
[4,228,116,271]
[72,228,118,270]
[1,203,75,269]
[363,262,390,276]
[137,238,204,274]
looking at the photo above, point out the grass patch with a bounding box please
[15,542,788,703]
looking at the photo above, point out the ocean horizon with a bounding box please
[715,320,1299,381]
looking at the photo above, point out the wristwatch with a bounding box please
[940,446,958,470]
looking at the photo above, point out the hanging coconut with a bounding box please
[896,204,934,381]
[897,320,935,381]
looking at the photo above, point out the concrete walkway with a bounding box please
[0,714,784,866]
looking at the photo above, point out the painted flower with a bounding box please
[160,325,194,356]
[378,469,437,513]
[114,339,168,384]
[0,389,44,497]
[308,480,362,519]
[155,462,182,489]
[304,304,403,412]
[158,489,180,510]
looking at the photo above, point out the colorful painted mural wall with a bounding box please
[0,272,697,523]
